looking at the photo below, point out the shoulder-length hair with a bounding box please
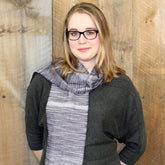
[52,2,125,83]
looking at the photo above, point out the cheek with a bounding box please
[68,42,78,55]
[93,38,100,51]
[69,41,77,50]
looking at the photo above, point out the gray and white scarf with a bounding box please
[38,62,104,165]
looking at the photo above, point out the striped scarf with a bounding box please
[38,62,104,165]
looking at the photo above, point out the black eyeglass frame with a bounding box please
[66,30,99,41]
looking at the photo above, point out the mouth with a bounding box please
[78,47,90,53]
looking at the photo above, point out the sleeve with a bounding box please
[119,86,147,165]
[25,73,44,150]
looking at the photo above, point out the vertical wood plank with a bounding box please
[98,0,133,78]
[0,0,52,164]
[133,0,165,164]
[52,0,97,59]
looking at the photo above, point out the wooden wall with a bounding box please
[133,0,165,164]
[0,0,52,165]
[0,0,164,164]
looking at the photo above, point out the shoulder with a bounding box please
[91,74,139,98]
[27,72,52,94]
[108,74,133,88]
[104,74,136,92]
[30,72,51,86]
[29,63,54,87]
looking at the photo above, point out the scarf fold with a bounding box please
[38,62,104,95]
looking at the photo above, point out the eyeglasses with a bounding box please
[66,30,99,41]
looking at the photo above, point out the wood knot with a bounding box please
[9,0,32,8]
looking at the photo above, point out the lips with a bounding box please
[78,47,90,52]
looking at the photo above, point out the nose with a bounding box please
[78,34,87,43]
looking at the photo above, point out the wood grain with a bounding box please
[133,0,165,164]
[0,0,52,164]
[98,0,133,78]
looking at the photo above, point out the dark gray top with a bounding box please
[25,70,147,165]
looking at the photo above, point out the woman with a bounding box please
[25,2,146,165]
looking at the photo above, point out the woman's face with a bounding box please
[67,12,100,72]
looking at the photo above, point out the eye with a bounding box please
[69,31,79,37]
[85,30,95,35]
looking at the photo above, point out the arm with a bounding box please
[32,150,43,162]
[25,74,44,152]
[119,88,147,165]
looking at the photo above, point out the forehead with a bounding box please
[68,12,97,30]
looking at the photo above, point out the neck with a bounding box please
[79,60,96,73]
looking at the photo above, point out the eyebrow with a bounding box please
[68,27,97,31]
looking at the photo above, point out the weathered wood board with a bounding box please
[98,0,133,78]
[0,0,52,165]
[133,0,165,164]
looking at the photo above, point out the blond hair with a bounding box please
[52,2,125,83]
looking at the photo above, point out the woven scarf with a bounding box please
[38,62,104,165]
